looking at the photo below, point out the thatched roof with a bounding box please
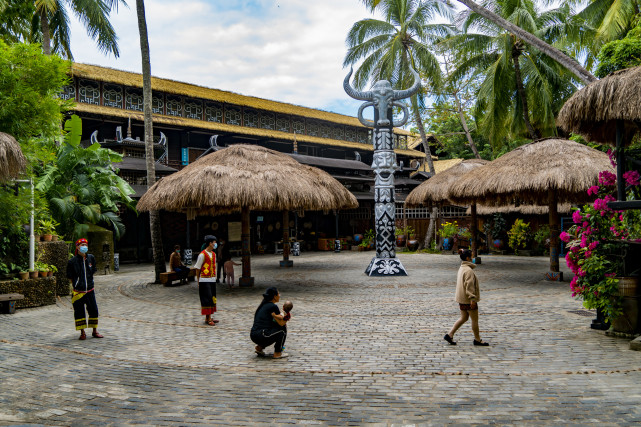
[72,63,415,136]
[136,144,358,217]
[449,138,612,206]
[405,159,488,207]
[557,66,641,146]
[0,132,26,182]
[467,203,573,216]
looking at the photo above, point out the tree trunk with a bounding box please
[137,0,165,282]
[453,92,481,158]
[512,43,539,140]
[411,98,439,249]
[455,0,596,84]
[40,9,51,55]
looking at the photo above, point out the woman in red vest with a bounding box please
[194,235,218,325]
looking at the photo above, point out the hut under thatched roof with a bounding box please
[557,66,641,146]
[405,159,488,207]
[449,138,612,279]
[0,132,26,182]
[137,144,358,215]
[449,138,611,207]
[137,144,358,284]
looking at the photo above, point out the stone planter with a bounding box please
[18,272,29,280]
[612,277,640,334]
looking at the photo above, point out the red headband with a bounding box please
[75,238,88,255]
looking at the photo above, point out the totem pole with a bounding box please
[344,67,421,276]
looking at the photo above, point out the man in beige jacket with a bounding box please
[444,249,490,346]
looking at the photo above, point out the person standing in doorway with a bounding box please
[194,235,218,326]
[444,249,490,346]
[216,238,230,284]
[66,238,103,340]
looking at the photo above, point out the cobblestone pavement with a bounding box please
[1,252,640,426]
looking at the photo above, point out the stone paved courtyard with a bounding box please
[1,251,640,426]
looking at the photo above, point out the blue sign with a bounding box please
[256,216,264,223]
[181,148,189,165]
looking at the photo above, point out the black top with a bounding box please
[66,254,97,292]
[251,302,280,332]
[217,243,231,263]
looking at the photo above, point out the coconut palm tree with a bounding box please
[443,0,579,147]
[34,0,125,58]
[345,0,453,247]
[362,0,597,84]
[136,0,165,281]
[577,0,641,53]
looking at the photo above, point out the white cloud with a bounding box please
[69,0,377,116]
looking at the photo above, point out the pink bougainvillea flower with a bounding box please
[578,269,586,277]
[623,170,640,186]
[593,198,608,211]
[607,149,616,168]
[598,171,617,186]
[572,210,583,224]
[560,231,571,243]
[587,185,599,196]
[604,194,616,203]
[605,273,616,278]
[588,241,599,250]
[580,235,588,248]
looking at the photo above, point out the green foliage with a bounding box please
[359,229,376,248]
[38,218,59,235]
[35,115,136,240]
[457,226,472,239]
[482,213,507,239]
[395,225,415,236]
[595,24,641,78]
[437,221,459,238]
[0,41,71,142]
[533,224,550,246]
[507,218,531,254]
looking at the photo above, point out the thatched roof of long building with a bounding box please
[557,66,641,146]
[0,132,26,182]
[137,144,358,217]
[466,203,573,215]
[405,159,488,207]
[71,63,414,136]
[449,138,612,206]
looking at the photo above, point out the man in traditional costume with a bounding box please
[66,238,103,340]
[194,235,218,325]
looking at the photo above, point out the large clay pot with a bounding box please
[407,239,419,251]
[396,234,406,247]
[38,271,47,277]
[353,234,363,244]
[29,271,38,279]
[612,277,640,334]
[442,237,453,251]
[493,239,504,250]
[18,271,29,280]
[42,234,52,242]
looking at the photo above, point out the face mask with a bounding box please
[176,250,180,253]
[213,243,218,249]
[79,246,89,254]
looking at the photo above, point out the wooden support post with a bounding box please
[546,190,563,281]
[616,120,626,201]
[471,203,481,264]
[239,206,254,286]
[280,210,293,267]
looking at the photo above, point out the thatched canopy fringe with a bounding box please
[405,159,488,208]
[449,138,613,206]
[557,66,641,146]
[466,203,573,216]
[0,132,27,182]
[137,144,358,214]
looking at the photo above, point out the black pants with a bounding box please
[251,328,287,353]
[174,265,189,279]
[216,262,226,282]
[73,291,98,330]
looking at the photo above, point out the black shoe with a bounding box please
[473,339,489,346]
[444,334,457,345]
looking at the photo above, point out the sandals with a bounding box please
[205,319,215,326]
[444,334,457,345]
[79,331,86,340]
[92,331,104,338]
[255,346,265,356]
[272,353,288,359]
[473,339,490,346]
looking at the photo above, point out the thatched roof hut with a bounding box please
[449,138,611,206]
[449,138,611,278]
[557,66,641,146]
[467,203,573,216]
[0,132,26,182]
[137,144,358,215]
[137,144,358,284]
[405,159,488,207]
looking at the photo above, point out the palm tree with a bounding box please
[34,0,125,58]
[444,0,579,147]
[345,0,452,247]
[577,0,641,53]
[136,0,165,282]
[362,0,597,84]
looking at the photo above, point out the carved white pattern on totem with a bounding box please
[376,259,401,275]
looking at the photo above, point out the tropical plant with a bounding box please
[482,213,507,241]
[507,218,531,254]
[38,218,59,235]
[442,0,580,147]
[359,228,376,248]
[438,221,460,238]
[576,0,641,54]
[136,0,166,281]
[562,166,641,324]
[35,115,135,240]
[594,23,641,78]
[31,0,126,58]
[457,226,472,239]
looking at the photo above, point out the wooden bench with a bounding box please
[0,293,25,314]
[159,268,197,286]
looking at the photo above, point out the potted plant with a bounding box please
[438,221,459,251]
[34,261,49,277]
[507,219,531,255]
[532,224,550,255]
[457,226,472,250]
[395,226,407,247]
[38,219,59,242]
[47,264,58,277]
[359,229,375,250]
[562,167,641,332]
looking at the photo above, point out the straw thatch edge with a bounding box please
[0,132,27,182]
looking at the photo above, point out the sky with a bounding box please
[69,0,380,117]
